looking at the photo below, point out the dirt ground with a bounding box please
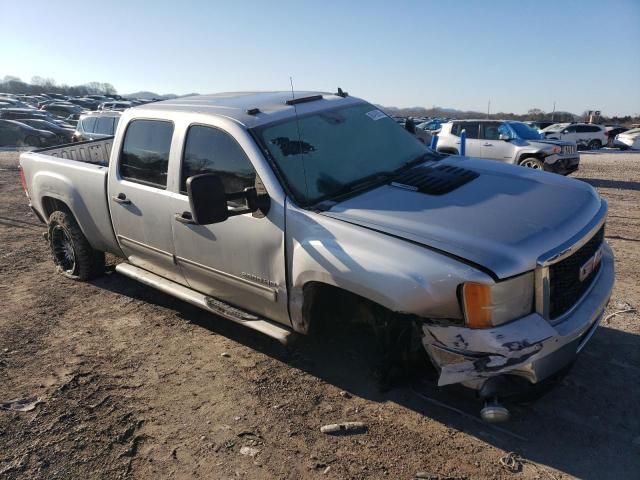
[1,149,639,480]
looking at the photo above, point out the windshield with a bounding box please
[507,122,542,140]
[543,123,567,132]
[255,103,430,206]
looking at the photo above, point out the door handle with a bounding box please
[112,193,131,205]
[174,212,196,225]
[483,143,493,147]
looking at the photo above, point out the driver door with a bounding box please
[170,123,289,325]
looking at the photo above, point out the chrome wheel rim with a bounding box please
[51,225,76,274]
[522,159,542,169]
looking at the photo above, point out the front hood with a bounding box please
[323,157,602,279]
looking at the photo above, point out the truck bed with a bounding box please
[19,138,122,255]
[35,137,113,166]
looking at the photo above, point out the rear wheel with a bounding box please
[48,210,104,280]
[519,157,544,170]
[588,139,602,150]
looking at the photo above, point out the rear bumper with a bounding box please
[543,154,580,175]
[421,243,614,389]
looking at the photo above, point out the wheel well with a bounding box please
[301,282,397,335]
[41,196,72,220]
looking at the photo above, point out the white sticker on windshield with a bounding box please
[366,109,386,121]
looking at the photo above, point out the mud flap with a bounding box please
[421,314,557,386]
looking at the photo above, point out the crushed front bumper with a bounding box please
[421,243,614,389]
[543,154,580,175]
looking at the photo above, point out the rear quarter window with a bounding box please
[94,117,115,135]
[81,117,96,133]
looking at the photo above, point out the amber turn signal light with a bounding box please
[462,282,493,328]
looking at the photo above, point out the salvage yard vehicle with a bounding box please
[542,122,608,150]
[72,111,121,142]
[437,120,580,174]
[0,119,57,147]
[613,128,640,150]
[19,92,614,421]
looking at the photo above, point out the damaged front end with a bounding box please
[420,242,614,393]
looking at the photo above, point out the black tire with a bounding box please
[24,135,41,147]
[519,157,545,170]
[48,210,104,280]
[588,139,602,150]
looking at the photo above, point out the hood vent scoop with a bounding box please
[391,165,478,195]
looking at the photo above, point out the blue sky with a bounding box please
[2,0,639,115]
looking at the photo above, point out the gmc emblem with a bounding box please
[579,246,603,282]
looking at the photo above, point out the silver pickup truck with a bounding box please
[19,92,614,421]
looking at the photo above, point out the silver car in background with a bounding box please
[437,120,579,174]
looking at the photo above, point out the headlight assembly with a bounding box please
[460,272,534,328]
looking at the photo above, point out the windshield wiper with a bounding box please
[392,152,432,174]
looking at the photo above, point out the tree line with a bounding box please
[383,105,639,126]
[0,75,117,97]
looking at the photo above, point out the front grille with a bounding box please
[561,145,577,155]
[548,226,604,319]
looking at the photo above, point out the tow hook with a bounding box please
[480,397,510,423]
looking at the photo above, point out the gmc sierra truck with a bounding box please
[19,91,614,421]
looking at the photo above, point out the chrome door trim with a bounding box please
[176,255,278,302]
[118,235,173,258]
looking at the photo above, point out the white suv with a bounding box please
[541,123,608,150]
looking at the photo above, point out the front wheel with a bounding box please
[588,140,602,150]
[519,157,545,170]
[48,210,105,280]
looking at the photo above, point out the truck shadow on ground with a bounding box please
[575,177,640,192]
[93,272,640,480]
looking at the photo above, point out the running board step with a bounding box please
[115,263,294,344]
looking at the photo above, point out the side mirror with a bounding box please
[562,130,569,134]
[498,133,511,141]
[186,173,270,226]
[187,174,230,225]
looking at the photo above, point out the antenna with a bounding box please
[288,76,309,196]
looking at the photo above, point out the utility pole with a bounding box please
[487,99,490,119]
[551,101,556,122]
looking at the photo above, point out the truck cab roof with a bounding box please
[138,91,361,128]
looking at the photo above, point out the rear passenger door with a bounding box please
[108,118,185,283]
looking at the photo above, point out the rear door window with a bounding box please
[459,122,479,139]
[119,120,174,188]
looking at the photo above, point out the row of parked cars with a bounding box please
[0,92,155,148]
